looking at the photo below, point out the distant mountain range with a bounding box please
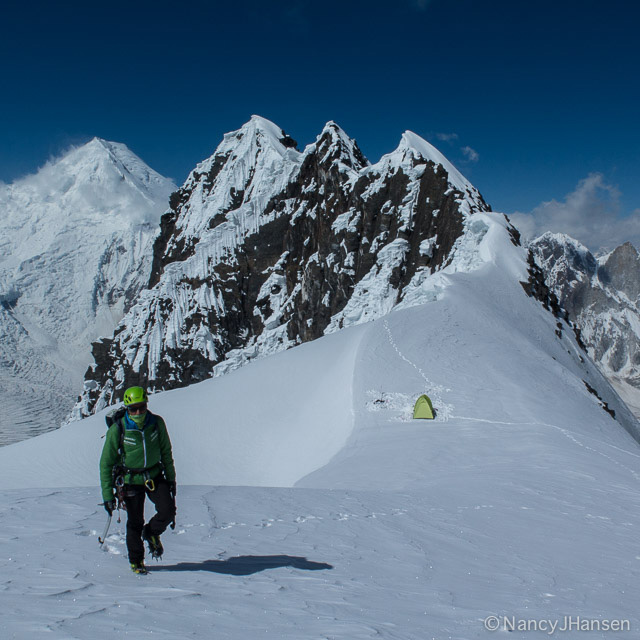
[2,118,638,446]
[530,233,640,416]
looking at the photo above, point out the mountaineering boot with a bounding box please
[130,561,148,575]
[143,524,164,559]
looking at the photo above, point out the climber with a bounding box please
[99,386,176,574]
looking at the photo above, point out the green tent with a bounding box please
[413,394,434,419]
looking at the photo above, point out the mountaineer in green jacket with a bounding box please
[100,386,176,574]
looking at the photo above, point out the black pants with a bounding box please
[123,478,175,563]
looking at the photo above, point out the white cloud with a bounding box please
[508,173,640,253]
[461,146,479,162]
[435,132,459,142]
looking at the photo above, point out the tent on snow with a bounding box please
[413,394,434,419]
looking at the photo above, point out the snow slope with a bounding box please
[0,139,175,444]
[1,216,639,639]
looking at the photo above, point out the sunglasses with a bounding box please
[128,403,147,414]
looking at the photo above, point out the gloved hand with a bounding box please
[103,499,116,515]
[167,481,177,497]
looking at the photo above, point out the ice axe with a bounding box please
[98,512,112,547]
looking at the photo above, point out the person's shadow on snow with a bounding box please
[151,555,333,576]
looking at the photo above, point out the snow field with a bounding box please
[2,462,640,640]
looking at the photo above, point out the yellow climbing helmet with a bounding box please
[123,386,148,406]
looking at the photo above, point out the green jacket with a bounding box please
[99,411,176,502]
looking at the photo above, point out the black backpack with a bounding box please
[105,406,127,452]
[105,406,127,429]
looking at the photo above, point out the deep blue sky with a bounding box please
[2,0,638,249]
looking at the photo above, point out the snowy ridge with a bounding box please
[0,140,175,444]
[76,116,495,417]
[399,211,522,310]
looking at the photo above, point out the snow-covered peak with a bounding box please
[170,117,302,244]
[83,136,142,162]
[248,114,298,147]
[361,129,485,214]
[533,231,594,264]
[84,137,173,192]
[530,232,597,282]
[396,130,474,195]
[305,121,369,172]
[1,136,175,247]
[0,139,176,444]
[7,138,174,228]
[535,231,590,253]
[212,115,299,161]
[1,140,175,271]
[182,116,300,196]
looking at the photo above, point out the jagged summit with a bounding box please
[184,115,301,195]
[399,130,474,194]
[532,232,596,279]
[307,121,369,172]
[154,116,303,270]
[212,115,300,163]
[247,114,299,149]
[75,117,503,416]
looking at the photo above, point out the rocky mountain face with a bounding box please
[530,233,640,417]
[76,116,496,416]
[0,139,175,444]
